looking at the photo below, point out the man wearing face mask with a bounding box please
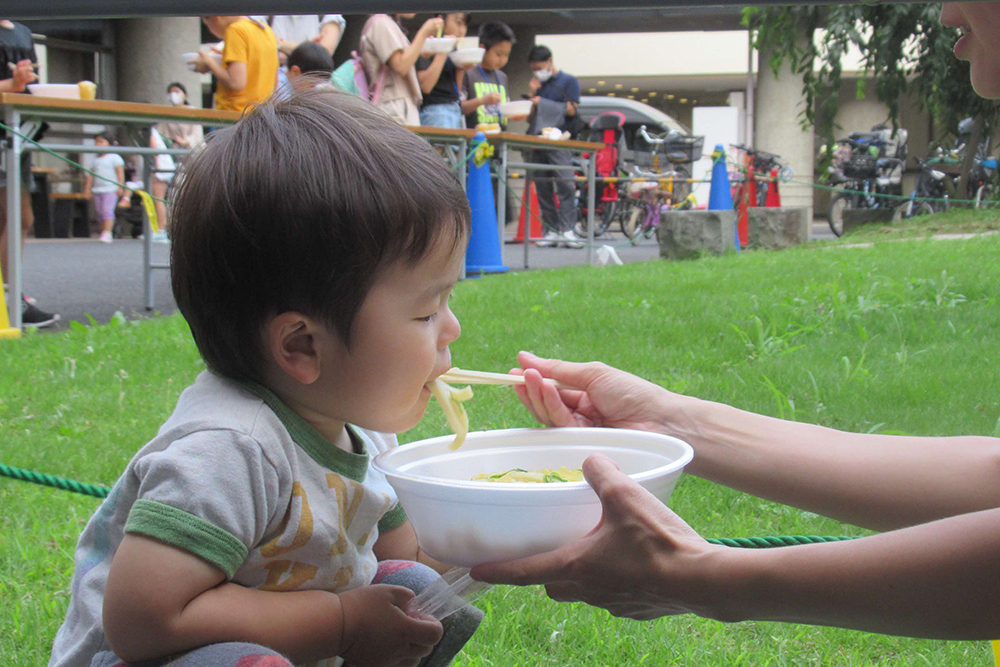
[157,82,204,151]
[527,45,584,249]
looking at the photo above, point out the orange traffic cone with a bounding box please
[765,168,782,207]
[511,181,543,244]
[736,166,756,247]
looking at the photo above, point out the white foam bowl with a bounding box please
[497,100,533,118]
[182,52,223,71]
[373,427,693,567]
[423,37,457,54]
[448,48,485,67]
[27,83,81,100]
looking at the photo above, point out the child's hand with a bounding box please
[192,50,213,74]
[338,584,443,667]
[419,17,445,39]
[9,59,38,92]
[481,92,502,106]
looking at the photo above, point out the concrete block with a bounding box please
[657,210,737,260]
[842,208,895,233]
[747,207,810,249]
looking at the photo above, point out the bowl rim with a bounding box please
[372,426,693,495]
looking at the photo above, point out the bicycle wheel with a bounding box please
[827,193,854,237]
[891,200,934,222]
[621,200,646,240]
[575,199,618,238]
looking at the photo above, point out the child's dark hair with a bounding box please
[288,41,334,75]
[95,131,115,144]
[167,81,187,95]
[170,88,471,384]
[478,22,515,51]
[528,45,552,63]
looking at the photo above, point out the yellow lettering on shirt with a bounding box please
[260,481,313,558]
[327,474,364,555]
[260,559,319,591]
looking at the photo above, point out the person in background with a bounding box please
[0,18,59,327]
[252,15,345,88]
[360,14,443,125]
[195,16,278,113]
[416,13,470,129]
[157,82,204,151]
[84,132,125,245]
[461,22,516,131]
[527,45,584,249]
[286,41,335,83]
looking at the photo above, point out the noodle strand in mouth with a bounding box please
[429,378,473,450]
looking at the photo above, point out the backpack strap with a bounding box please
[371,64,388,106]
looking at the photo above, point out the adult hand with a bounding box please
[509,351,697,438]
[471,455,725,620]
[9,59,38,92]
[338,584,443,667]
[530,96,541,106]
[528,77,542,95]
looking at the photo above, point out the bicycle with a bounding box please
[729,144,793,209]
[826,135,904,236]
[619,164,696,244]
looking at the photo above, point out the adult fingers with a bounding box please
[581,454,648,522]
[528,369,582,427]
[518,351,607,389]
[470,543,575,586]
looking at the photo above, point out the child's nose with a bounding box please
[440,306,461,347]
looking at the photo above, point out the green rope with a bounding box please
[0,463,110,499]
[0,461,861,548]
[0,119,170,205]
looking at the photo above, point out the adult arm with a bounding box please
[115,165,125,197]
[315,16,345,54]
[472,455,1000,640]
[508,352,1000,531]
[564,75,581,117]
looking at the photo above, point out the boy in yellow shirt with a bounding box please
[196,16,278,112]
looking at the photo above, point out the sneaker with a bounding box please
[21,298,60,329]
[536,231,561,248]
[99,231,113,244]
[3,286,35,306]
[152,231,170,244]
[561,230,584,249]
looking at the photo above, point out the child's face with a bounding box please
[444,13,468,39]
[316,233,464,434]
[94,136,109,147]
[482,41,512,71]
[942,3,1000,99]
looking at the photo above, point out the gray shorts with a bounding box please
[0,152,35,193]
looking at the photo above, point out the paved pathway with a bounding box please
[17,222,837,331]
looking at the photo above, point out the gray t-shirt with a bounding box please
[462,65,510,129]
[48,371,406,667]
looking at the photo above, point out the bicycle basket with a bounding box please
[843,155,878,179]
[663,135,705,163]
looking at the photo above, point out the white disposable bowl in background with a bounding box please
[182,52,223,71]
[27,84,81,100]
[448,48,486,67]
[497,100,533,118]
[373,427,693,567]
[423,37,457,54]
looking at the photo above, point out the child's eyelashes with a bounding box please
[417,313,437,323]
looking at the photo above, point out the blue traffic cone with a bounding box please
[707,144,739,251]
[464,132,509,275]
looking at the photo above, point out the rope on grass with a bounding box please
[0,463,110,499]
[1,461,863,548]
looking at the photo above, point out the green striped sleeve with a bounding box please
[125,499,248,579]
[377,504,408,534]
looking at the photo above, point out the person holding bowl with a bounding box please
[470,7,1000,641]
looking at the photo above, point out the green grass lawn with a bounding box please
[2,233,999,665]
[826,205,1000,242]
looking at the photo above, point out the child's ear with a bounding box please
[268,312,322,385]
[289,65,301,79]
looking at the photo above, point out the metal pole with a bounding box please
[142,157,154,311]
[24,143,191,156]
[523,166,532,270]
[458,137,467,193]
[746,30,755,147]
[5,107,23,329]
[587,151,596,266]
[496,140,508,246]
